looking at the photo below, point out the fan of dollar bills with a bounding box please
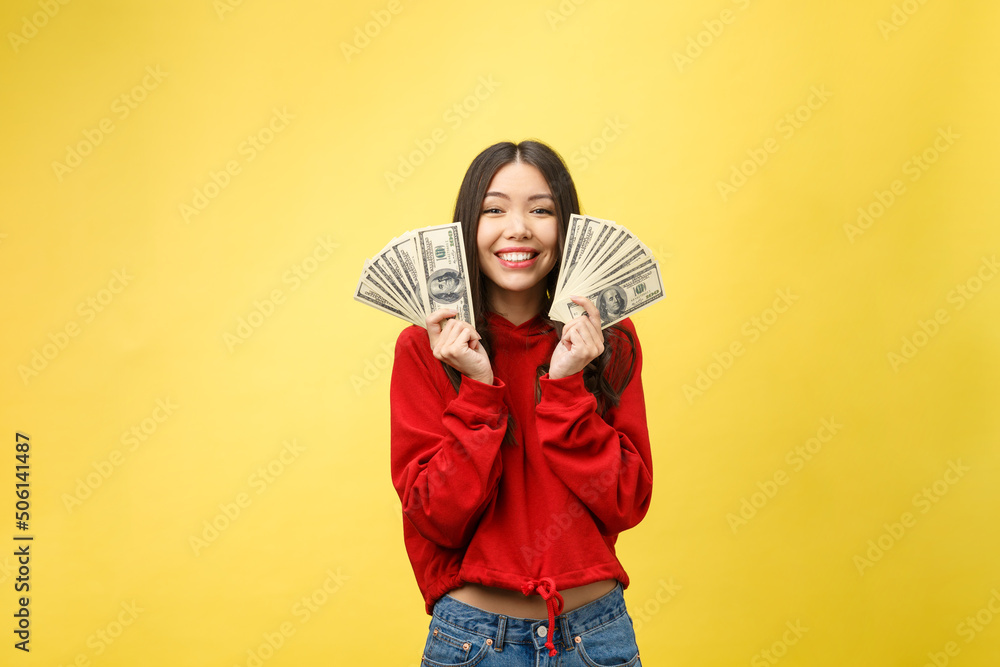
[547,214,664,328]
[354,217,664,329]
[354,223,475,328]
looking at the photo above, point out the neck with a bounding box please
[485,282,546,326]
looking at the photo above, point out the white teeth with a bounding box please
[498,252,535,262]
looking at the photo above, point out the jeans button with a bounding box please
[537,625,547,638]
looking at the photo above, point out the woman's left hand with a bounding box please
[548,297,604,380]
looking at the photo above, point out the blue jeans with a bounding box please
[421,584,641,666]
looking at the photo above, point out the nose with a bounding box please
[504,211,531,239]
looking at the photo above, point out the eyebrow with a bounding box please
[483,191,554,201]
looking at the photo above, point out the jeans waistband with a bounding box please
[432,583,628,652]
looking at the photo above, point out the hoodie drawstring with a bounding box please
[521,577,565,656]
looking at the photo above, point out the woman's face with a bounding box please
[476,162,559,303]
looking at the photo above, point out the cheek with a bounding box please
[540,221,560,254]
[543,225,561,266]
[476,219,494,256]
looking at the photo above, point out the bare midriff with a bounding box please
[446,579,617,619]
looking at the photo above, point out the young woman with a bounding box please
[390,140,653,666]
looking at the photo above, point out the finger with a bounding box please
[441,321,478,358]
[426,308,458,331]
[561,317,583,341]
[450,321,474,346]
[439,319,463,350]
[561,314,591,345]
[576,308,602,339]
[563,321,584,350]
[432,319,458,357]
[570,296,602,328]
[425,308,457,345]
[574,318,602,353]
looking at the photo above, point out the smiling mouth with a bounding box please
[496,251,538,262]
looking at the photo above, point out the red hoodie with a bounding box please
[390,313,652,620]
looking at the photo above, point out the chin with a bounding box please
[496,280,540,293]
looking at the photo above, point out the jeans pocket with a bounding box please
[575,611,641,667]
[421,621,490,667]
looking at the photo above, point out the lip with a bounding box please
[494,247,540,269]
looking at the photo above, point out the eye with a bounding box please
[531,207,554,216]
[482,206,503,215]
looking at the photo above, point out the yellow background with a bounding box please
[2,0,999,665]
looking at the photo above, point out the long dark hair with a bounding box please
[445,140,636,432]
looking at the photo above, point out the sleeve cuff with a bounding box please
[538,371,594,407]
[450,376,507,426]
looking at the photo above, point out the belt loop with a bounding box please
[559,615,575,651]
[494,615,506,652]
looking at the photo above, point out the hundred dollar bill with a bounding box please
[354,260,424,326]
[558,215,616,294]
[578,227,639,285]
[416,223,475,328]
[552,217,615,322]
[580,241,654,296]
[369,254,418,320]
[549,215,664,324]
[574,220,618,280]
[556,215,591,294]
[562,222,628,300]
[376,233,425,319]
[562,261,665,329]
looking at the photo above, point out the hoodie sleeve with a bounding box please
[390,326,507,549]
[535,319,653,535]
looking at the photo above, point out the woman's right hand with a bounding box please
[426,309,494,385]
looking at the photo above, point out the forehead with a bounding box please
[484,162,552,197]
